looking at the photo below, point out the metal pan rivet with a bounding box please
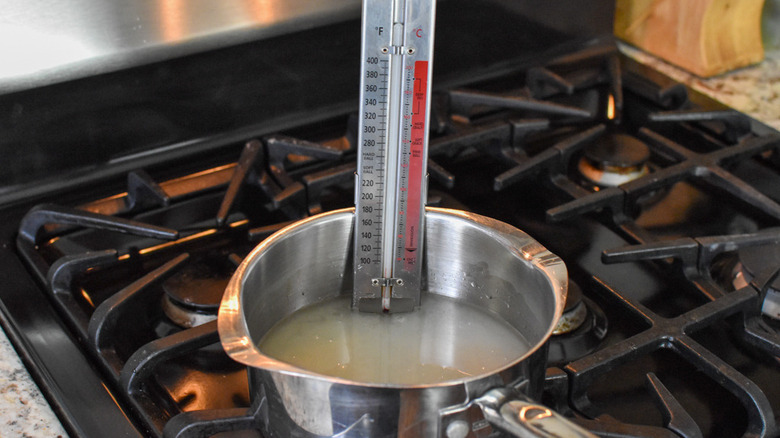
[445,421,470,438]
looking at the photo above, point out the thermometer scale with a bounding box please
[353,0,435,313]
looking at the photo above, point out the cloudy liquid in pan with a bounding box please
[258,293,531,385]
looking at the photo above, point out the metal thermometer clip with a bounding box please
[353,0,436,313]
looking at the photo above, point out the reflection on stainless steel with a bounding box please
[0,0,360,93]
[475,387,597,438]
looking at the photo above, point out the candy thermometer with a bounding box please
[353,0,435,313]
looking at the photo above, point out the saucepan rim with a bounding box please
[218,206,567,389]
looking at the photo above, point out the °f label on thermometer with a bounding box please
[354,0,435,312]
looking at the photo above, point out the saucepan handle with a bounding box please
[474,387,597,438]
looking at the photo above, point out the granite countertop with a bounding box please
[621,44,780,131]
[0,329,67,437]
[0,46,778,438]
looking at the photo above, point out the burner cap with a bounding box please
[584,134,650,169]
[162,295,218,329]
[163,253,232,311]
[579,134,650,187]
[564,279,583,312]
[162,253,234,327]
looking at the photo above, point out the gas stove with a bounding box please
[1,1,779,437]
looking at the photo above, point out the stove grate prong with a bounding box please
[252,155,307,220]
[645,373,703,438]
[610,216,780,267]
[742,316,780,357]
[88,253,190,376]
[494,147,558,191]
[265,135,346,162]
[637,127,695,161]
[47,250,121,298]
[302,162,356,215]
[674,325,777,438]
[227,253,243,268]
[623,72,689,110]
[426,159,455,189]
[649,109,752,143]
[261,134,350,219]
[704,166,780,220]
[429,93,451,135]
[428,120,511,158]
[510,119,551,149]
[46,249,122,332]
[481,119,552,170]
[602,230,780,298]
[527,67,575,98]
[546,186,625,223]
[601,237,700,266]
[570,417,682,437]
[715,134,780,164]
[266,181,307,218]
[449,89,593,119]
[216,140,263,227]
[19,203,179,245]
[548,43,618,67]
[248,221,295,243]
[120,319,219,397]
[127,170,170,211]
[163,406,260,438]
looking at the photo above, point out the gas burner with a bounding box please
[548,281,608,365]
[553,280,587,335]
[732,238,780,320]
[578,133,650,188]
[161,253,233,328]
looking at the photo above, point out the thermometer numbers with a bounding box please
[356,54,389,272]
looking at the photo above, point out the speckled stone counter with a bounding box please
[0,45,777,438]
[0,329,67,437]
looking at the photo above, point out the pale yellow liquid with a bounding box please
[258,294,531,385]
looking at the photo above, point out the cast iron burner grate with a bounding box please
[15,132,361,437]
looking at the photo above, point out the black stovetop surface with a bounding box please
[1,28,780,438]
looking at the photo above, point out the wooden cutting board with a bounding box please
[615,0,765,77]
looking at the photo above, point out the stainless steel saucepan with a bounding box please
[219,207,595,437]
